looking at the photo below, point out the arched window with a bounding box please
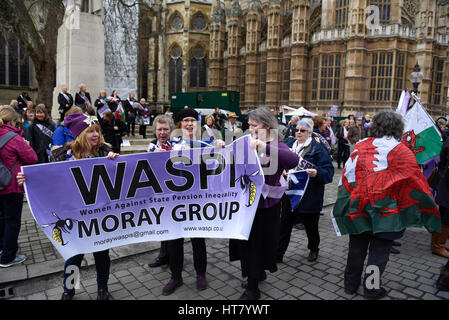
[190,47,206,88]
[170,13,183,31]
[192,13,207,31]
[169,46,183,94]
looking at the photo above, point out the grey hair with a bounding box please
[291,116,300,122]
[368,109,404,140]
[248,106,279,130]
[296,120,313,132]
[153,114,174,132]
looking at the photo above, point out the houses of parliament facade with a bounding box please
[140,0,449,116]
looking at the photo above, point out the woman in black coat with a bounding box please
[336,119,350,169]
[27,104,57,163]
[100,111,127,153]
[277,120,334,263]
[123,93,137,136]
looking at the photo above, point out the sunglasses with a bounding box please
[295,129,308,133]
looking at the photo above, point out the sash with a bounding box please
[61,93,71,103]
[36,124,53,139]
[80,93,92,107]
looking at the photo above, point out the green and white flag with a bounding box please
[401,101,442,164]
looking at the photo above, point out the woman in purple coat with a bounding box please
[229,106,299,300]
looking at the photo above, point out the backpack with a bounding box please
[0,131,19,190]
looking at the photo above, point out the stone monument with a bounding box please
[51,0,105,120]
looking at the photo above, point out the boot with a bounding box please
[431,232,449,258]
[442,225,449,251]
[436,265,449,291]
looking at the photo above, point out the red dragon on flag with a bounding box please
[331,137,441,236]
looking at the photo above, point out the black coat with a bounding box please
[100,117,127,151]
[94,97,107,110]
[75,92,92,110]
[123,99,137,122]
[17,95,31,112]
[294,139,334,215]
[58,93,74,113]
[436,138,449,208]
[27,120,57,164]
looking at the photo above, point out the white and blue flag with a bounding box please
[286,171,310,211]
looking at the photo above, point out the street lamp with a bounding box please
[409,62,424,94]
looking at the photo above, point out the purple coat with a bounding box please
[0,125,38,194]
[258,140,299,209]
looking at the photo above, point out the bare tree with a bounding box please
[0,0,65,109]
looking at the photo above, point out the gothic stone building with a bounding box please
[140,0,449,116]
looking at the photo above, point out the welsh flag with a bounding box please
[114,103,126,122]
[401,101,442,165]
[331,137,441,236]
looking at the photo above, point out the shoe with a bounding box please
[239,289,261,300]
[441,225,449,251]
[390,247,400,254]
[241,273,267,289]
[344,288,357,295]
[392,241,401,247]
[196,275,208,291]
[162,278,183,296]
[97,288,113,300]
[0,254,26,268]
[363,287,387,300]
[60,291,75,300]
[293,223,305,230]
[148,257,168,268]
[276,256,283,263]
[307,251,318,262]
[431,232,449,258]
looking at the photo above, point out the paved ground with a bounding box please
[1,168,449,300]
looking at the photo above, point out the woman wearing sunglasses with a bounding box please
[277,119,334,263]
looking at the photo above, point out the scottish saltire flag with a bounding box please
[285,171,309,211]
[401,100,442,165]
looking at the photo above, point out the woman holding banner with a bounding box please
[229,106,299,300]
[277,119,334,264]
[18,113,119,300]
[161,108,216,296]
[147,115,175,269]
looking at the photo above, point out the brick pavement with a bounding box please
[2,168,449,300]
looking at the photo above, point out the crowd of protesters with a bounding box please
[2,88,449,301]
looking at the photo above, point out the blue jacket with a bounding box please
[52,125,74,147]
[295,139,334,214]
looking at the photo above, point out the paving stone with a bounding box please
[403,287,424,298]
[302,284,322,295]
[317,290,339,300]
[131,287,151,298]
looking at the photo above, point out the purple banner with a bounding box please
[22,136,264,260]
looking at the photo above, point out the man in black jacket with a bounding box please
[57,85,74,121]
